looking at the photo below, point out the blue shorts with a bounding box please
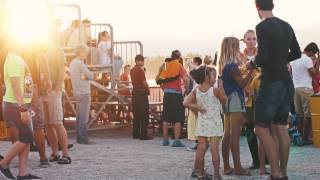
[255,79,294,128]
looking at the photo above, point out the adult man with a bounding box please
[43,43,71,164]
[157,50,187,147]
[290,43,319,145]
[69,44,95,144]
[130,55,153,140]
[248,0,301,179]
[0,41,41,179]
[23,48,52,168]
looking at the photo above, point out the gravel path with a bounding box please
[0,127,319,180]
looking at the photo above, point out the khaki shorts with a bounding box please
[42,91,63,125]
[294,87,313,118]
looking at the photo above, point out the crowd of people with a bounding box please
[0,0,319,180]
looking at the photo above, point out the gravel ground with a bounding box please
[0,127,319,180]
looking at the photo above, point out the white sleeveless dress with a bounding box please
[195,87,224,137]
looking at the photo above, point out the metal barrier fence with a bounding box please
[114,41,143,66]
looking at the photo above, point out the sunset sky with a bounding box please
[4,0,320,56]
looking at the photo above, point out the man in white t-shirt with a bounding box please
[290,42,319,145]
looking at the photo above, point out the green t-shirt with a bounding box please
[3,52,33,103]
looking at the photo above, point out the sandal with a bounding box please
[234,168,251,176]
[49,154,60,162]
[197,173,212,180]
[57,156,72,164]
[223,168,234,175]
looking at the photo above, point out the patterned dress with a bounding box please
[195,87,224,137]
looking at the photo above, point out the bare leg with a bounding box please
[229,113,247,173]
[46,125,59,156]
[210,138,221,178]
[274,125,291,176]
[174,123,181,140]
[18,144,30,176]
[222,113,232,174]
[0,141,29,167]
[54,125,69,157]
[194,137,207,177]
[258,139,267,175]
[255,126,283,178]
[162,122,169,140]
[9,127,18,143]
[33,129,47,161]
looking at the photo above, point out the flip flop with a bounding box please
[223,168,234,175]
[234,168,251,176]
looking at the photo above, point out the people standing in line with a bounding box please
[240,30,261,170]
[247,0,301,179]
[219,37,253,176]
[70,44,95,145]
[289,42,319,145]
[22,47,52,168]
[156,50,187,147]
[0,41,41,179]
[184,65,227,180]
[186,57,202,151]
[130,55,153,140]
[43,39,72,164]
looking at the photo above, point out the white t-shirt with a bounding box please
[290,54,313,89]
[97,41,112,65]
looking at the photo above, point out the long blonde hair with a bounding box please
[218,37,240,75]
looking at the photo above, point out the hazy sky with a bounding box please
[39,0,320,55]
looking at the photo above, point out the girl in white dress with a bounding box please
[97,31,112,65]
[184,65,227,180]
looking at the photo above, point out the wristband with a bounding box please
[18,104,28,112]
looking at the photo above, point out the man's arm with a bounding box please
[80,61,94,80]
[254,25,269,67]
[288,27,301,62]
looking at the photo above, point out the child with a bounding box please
[219,37,253,176]
[97,31,112,65]
[183,65,227,180]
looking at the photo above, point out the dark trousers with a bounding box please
[132,90,149,138]
[245,107,259,166]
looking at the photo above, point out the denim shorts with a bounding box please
[224,92,246,113]
[255,79,294,127]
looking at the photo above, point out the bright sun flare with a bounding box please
[4,0,52,45]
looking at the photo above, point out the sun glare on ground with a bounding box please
[4,0,52,45]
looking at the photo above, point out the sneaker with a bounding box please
[38,159,50,168]
[17,174,41,180]
[172,140,185,147]
[186,142,198,151]
[0,165,15,179]
[78,140,96,145]
[162,139,170,146]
